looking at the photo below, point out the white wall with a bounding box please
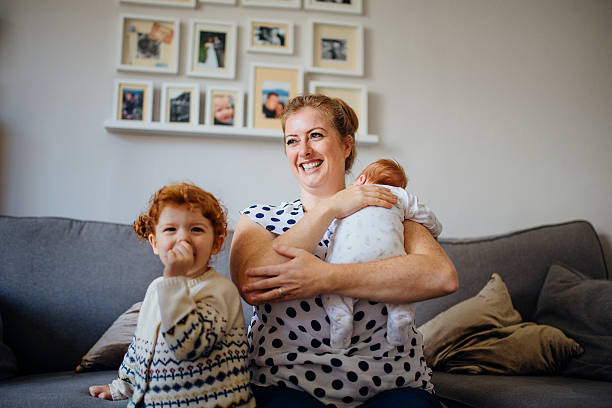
[1,0,611,266]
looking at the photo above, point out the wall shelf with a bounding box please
[103,120,380,145]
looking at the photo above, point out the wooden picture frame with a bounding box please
[187,19,237,79]
[205,86,244,127]
[247,19,294,54]
[241,0,301,9]
[160,83,200,125]
[303,0,361,14]
[113,79,153,122]
[309,81,368,136]
[249,63,303,130]
[307,20,363,76]
[117,14,180,74]
[120,0,196,7]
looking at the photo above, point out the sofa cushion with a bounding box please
[535,262,612,381]
[76,302,140,372]
[420,274,583,375]
[0,312,18,380]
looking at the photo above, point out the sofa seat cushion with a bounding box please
[432,371,612,408]
[0,370,126,408]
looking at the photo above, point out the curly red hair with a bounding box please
[360,159,408,189]
[133,182,227,244]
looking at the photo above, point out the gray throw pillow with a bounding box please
[0,313,18,379]
[535,262,612,381]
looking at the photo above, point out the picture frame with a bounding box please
[303,0,362,14]
[205,86,245,127]
[249,63,303,130]
[113,79,153,122]
[160,83,200,125]
[200,0,236,4]
[309,81,368,136]
[187,19,237,79]
[241,0,301,9]
[307,20,364,76]
[117,14,180,74]
[120,0,196,7]
[247,19,294,55]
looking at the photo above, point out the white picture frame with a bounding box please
[247,19,294,55]
[120,0,196,7]
[309,81,368,136]
[307,19,364,77]
[117,14,180,74]
[113,79,154,122]
[205,86,245,127]
[187,19,237,79]
[199,0,236,4]
[249,63,303,130]
[303,0,361,14]
[160,83,200,125]
[241,0,301,9]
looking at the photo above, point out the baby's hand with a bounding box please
[163,241,194,277]
[89,384,112,400]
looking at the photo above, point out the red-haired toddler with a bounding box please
[89,182,254,408]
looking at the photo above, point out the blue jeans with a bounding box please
[251,384,443,407]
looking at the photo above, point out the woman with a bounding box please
[230,95,457,407]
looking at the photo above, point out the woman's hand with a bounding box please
[242,244,328,303]
[323,184,398,219]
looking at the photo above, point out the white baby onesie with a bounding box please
[323,185,442,348]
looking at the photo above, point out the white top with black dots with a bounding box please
[241,199,434,408]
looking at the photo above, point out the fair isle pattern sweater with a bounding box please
[109,268,255,408]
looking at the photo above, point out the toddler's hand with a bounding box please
[89,384,112,400]
[163,241,194,277]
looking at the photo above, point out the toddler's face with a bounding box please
[214,95,234,124]
[149,204,221,278]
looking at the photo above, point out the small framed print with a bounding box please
[117,15,179,74]
[249,63,303,130]
[113,80,153,122]
[309,81,368,136]
[303,0,362,14]
[160,83,200,125]
[120,0,196,7]
[187,19,237,79]
[241,0,301,9]
[308,20,363,76]
[247,19,294,54]
[205,87,244,127]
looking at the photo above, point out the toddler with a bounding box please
[323,159,442,348]
[89,182,254,408]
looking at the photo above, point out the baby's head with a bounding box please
[133,183,227,272]
[353,159,408,188]
[213,94,234,125]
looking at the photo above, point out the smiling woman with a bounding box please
[229,94,457,407]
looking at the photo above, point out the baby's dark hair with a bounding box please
[133,182,227,242]
[360,159,408,188]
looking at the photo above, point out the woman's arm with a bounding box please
[241,220,458,305]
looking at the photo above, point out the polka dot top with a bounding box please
[241,200,434,407]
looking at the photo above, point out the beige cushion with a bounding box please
[419,273,583,375]
[75,302,140,372]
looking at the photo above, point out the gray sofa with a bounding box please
[0,215,610,407]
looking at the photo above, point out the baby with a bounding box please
[89,182,254,407]
[213,94,234,126]
[323,159,442,348]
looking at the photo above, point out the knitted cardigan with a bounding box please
[109,268,254,408]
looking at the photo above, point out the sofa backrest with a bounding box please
[416,220,608,326]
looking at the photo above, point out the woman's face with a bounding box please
[284,107,351,194]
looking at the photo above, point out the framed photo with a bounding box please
[303,0,361,14]
[120,0,196,7]
[160,83,200,125]
[309,81,368,136]
[247,19,294,54]
[187,19,237,79]
[200,0,236,4]
[307,20,363,76]
[117,15,180,74]
[205,87,244,127]
[249,63,303,130]
[113,79,153,122]
[241,0,301,9]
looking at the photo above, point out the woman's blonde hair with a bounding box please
[281,94,358,173]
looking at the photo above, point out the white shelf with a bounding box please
[103,120,380,145]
